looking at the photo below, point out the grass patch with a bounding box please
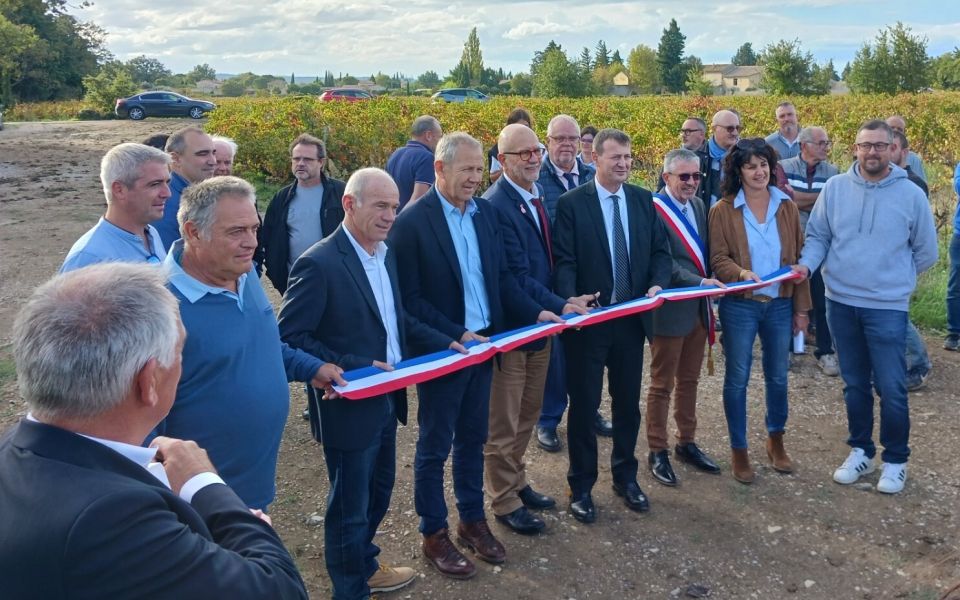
[911,229,951,331]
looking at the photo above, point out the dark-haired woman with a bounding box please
[708,138,811,484]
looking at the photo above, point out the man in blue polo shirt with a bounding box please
[61,143,171,272]
[386,115,442,209]
[151,126,217,251]
[765,102,801,160]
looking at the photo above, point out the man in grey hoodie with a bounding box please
[794,119,937,495]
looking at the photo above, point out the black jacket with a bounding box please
[260,177,345,293]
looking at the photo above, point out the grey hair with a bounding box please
[165,125,207,155]
[344,167,397,205]
[100,143,171,204]
[178,175,256,239]
[211,135,238,157]
[435,132,482,165]
[593,128,631,155]
[797,126,826,144]
[412,115,441,137]
[663,148,701,174]
[682,117,707,131]
[13,263,180,421]
[546,114,580,136]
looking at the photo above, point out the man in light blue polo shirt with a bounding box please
[61,143,172,273]
[764,102,800,160]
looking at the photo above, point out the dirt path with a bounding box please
[1,120,959,599]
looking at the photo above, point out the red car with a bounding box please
[319,88,373,102]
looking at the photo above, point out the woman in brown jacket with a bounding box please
[708,138,812,484]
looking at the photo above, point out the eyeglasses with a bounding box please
[548,135,580,144]
[502,148,544,161]
[669,172,702,182]
[855,142,890,152]
[805,140,833,149]
[680,128,705,135]
[735,138,767,150]
[718,125,743,133]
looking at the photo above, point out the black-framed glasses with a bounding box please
[855,142,890,152]
[719,125,743,133]
[735,138,767,151]
[680,128,705,135]
[502,148,544,161]
[669,172,702,182]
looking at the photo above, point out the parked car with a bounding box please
[431,88,489,103]
[115,91,216,120]
[319,88,373,102]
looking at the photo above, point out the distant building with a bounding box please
[703,64,765,95]
[267,79,289,94]
[610,71,630,96]
[194,79,222,95]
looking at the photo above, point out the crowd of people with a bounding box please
[0,103,944,600]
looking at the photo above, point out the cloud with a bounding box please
[502,20,576,40]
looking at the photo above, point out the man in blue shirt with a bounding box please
[61,143,172,272]
[386,115,442,210]
[151,126,217,251]
[764,102,801,160]
[156,176,344,510]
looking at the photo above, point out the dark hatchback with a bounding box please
[115,91,216,120]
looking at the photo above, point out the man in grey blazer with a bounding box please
[646,149,726,486]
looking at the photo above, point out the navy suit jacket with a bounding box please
[483,177,566,351]
[277,226,453,450]
[388,188,543,355]
[0,420,306,600]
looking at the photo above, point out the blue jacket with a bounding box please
[538,157,595,224]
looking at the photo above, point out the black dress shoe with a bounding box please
[648,450,678,486]
[301,408,310,421]
[518,485,556,510]
[568,492,596,523]
[674,442,721,474]
[594,412,613,437]
[612,481,650,512]
[495,507,545,535]
[537,426,562,452]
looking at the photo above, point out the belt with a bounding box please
[747,294,774,303]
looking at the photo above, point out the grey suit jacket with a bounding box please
[650,194,711,338]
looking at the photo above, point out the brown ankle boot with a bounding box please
[766,432,794,473]
[731,448,754,484]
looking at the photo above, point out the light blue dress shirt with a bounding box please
[437,191,491,332]
[164,240,248,310]
[595,182,631,302]
[342,226,403,365]
[734,186,790,298]
[60,218,166,273]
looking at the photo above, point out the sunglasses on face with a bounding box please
[735,138,767,150]
[718,125,743,134]
[670,172,702,182]
[680,128,704,135]
[502,148,544,161]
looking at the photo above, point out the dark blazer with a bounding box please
[553,180,673,337]
[539,157,596,224]
[0,420,306,600]
[388,188,543,355]
[650,194,711,337]
[277,226,453,450]
[483,177,566,351]
[260,176,346,293]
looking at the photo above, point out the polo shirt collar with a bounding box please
[164,240,247,307]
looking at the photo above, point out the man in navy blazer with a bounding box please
[278,168,464,598]
[0,263,306,600]
[553,128,673,524]
[389,132,563,579]
[481,123,591,535]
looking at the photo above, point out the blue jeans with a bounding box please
[718,296,792,449]
[537,336,567,429]
[323,411,397,600]
[905,321,931,374]
[948,232,960,335]
[827,299,910,464]
[415,361,492,535]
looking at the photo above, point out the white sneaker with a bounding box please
[833,448,875,484]
[877,462,907,494]
[818,353,840,376]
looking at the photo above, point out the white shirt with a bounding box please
[595,182,631,302]
[342,226,403,365]
[549,158,580,190]
[502,173,542,231]
[663,186,698,236]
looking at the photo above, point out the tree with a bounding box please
[125,55,171,87]
[83,62,136,113]
[594,40,611,69]
[509,72,532,96]
[415,70,440,89]
[841,62,851,81]
[824,59,839,81]
[339,74,359,85]
[731,42,757,66]
[627,44,659,94]
[324,71,335,87]
[0,14,40,106]
[611,49,623,65]
[932,49,960,90]
[685,67,714,96]
[531,42,586,98]
[449,27,484,87]
[657,19,687,94]
[290,72,295,85]
[185,63,216,83]
[758,39,828,95]
[220,79,246,97]
[578,47,592,72]
[846,23,931,94]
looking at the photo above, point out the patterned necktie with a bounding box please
[681,204,689,220]
[611,195,631,302]
[531,197,553,266]
[562,172,577,191]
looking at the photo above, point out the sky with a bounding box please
[73,1,960,79]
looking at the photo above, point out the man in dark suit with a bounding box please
[0,263,306,599]
[278,168,465,598]
[482,124,591,536]
[389,132,563,579]
[553,128,673,523]
[646,149,726,487]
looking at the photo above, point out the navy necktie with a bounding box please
[562,172,577,191]
[610,195,631,302]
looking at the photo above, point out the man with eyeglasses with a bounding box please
[656,117,711,202]
[260,133,345,294]
[61,143,172,272]
[481,124,591,535]
[795,119,937,495]
[781,126,840,376]
[705,110,742,207]
[765,102,801,160]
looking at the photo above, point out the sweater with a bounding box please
[799,163,938,311]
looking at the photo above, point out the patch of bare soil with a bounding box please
[2,120,959,599]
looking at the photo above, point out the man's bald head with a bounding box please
[711,110,742,150]
[498,123,542,191]
[886,115,907,134]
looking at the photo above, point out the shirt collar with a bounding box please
[163,240,247,305]
[342,224,388,262]
[595,181,625,202]
[436,189,478,216]
[549,158,579,179]
[502,173,539,202]
[777,132,799,147]
[26,413,159,468]
[733,185,791,209]
[662,186,688,207]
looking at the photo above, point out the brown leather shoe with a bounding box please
[422,529,476,580]
[766,432,794,473]
[731,448,755,484]
[456,520,506,564]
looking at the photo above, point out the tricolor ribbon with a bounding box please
[333,267,801,399]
